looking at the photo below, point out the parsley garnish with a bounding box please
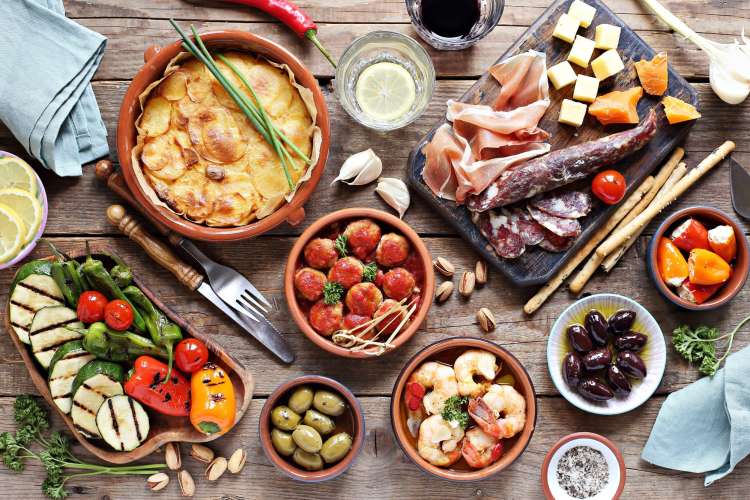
[362,262,378,282]
[441,396,470,429]
[335,234,348,257]
[323,281,345,305]
[672,314,750,376]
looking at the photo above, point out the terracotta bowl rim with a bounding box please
[116,29,330,242]
[646,205,749,310]
[284,208,435,359]
[540,432,626,500]
[389,337,538,482]
[258,375,365,482]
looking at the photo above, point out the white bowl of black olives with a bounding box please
[547,294,667,415]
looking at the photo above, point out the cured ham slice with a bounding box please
[421,124,462,201]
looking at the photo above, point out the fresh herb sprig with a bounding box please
[672,313,750,376]
[441,396,470,429]
[362,262,378,282]
[323,281,345,305]
[335,234,348,257]
[0,396,165,499]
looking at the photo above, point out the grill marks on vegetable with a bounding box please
[16,281,65,302]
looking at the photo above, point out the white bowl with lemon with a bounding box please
[0,152,47,270]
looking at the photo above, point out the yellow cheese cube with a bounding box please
[547,61,578,90]
[573,75,600,103]
[595,24,621,50]
[591,49,625,80]
[559,99,588,127]
[568,0,597,28]
[553,13,580,43]
[567,35,596,68]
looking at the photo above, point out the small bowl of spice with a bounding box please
[541,432,625,500]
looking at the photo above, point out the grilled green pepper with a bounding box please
[47,242,84,307]
[80,322,167,362]
[110,264,133,288]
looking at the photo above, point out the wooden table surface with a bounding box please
[2,0,750,498]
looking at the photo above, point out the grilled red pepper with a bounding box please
[124,356,191,417]
[670,218,710,252]
[677,280,722,305]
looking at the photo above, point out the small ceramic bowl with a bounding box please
[547,294,666,416]
[541,432,626,500]
[646,206,749,310]
[0,151,48,271]
[259,375,365,482]
[390,337,537,481]
[284,208,435,359]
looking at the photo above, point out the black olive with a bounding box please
[606,365,632,396]
[614,332,648,352]
[582,347,612,371]
[567,324,594,353]
[608,309,636,336]
[616,351,647,379]
[562,352,583,388]
[585,310,609,346]
[577,378,614,401]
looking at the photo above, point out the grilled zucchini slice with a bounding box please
[29,306,83,368]
[70,361,124,438]
[9,274,64,344]
[48,341,95,414]
[96,395,150,451]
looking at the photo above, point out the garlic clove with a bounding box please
[375,177,410,219]
[331,149,383,186]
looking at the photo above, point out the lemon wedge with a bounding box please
[0,188,43,244]
[0,203,26,264]
[355,62,417,123]
[0,156,38,196]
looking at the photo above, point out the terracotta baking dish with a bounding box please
[116,30,330,241]
[284,208,435,359]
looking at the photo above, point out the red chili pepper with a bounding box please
[677,280,722,305]
[124,356,191,417]
[670,218,710,252]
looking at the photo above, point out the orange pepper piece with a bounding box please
[662,96,701,124]
[190,362,236,435]
[657,237,689,287]
[708,225,737,263]
[589,87,643,126]
[688,248,732,285]
[634,52,668,96]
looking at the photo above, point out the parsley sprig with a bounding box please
[335,234,348,257]
[362,262,378,282]
[441,396,470,429]
[323,281,345,305]
[672,313,750,376]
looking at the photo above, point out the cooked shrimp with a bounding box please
[468,384,526,439]
[453,350,498,397]
[406,361,459,416]
[417,415,464,467]
[461,427,503,469]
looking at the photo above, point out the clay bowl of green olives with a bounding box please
[259,375,365,481]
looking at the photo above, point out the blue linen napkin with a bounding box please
[0,0,109,177]
[641,345,750,485]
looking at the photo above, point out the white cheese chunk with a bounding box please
[567,35,596,68]
[553,13,580,43]
[591,49,625,80]
[568,0,597,28]
[547,61,578,89]
[595,24,621,50]
[572,75,600,103]
[559,99,588,127]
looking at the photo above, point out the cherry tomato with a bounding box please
[592,170,627,205]
[77,291,108,323]
[175,338,209,374]
[104,299,134,331]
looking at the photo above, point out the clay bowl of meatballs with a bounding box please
[284,208,435,359]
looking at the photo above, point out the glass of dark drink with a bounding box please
[405,0,504,50]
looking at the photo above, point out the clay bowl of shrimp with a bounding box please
[390,337,537,481]
[284,208,435,359]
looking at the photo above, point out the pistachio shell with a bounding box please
[331,149,382,186]
[375,177,410,218]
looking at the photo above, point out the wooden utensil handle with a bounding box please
[107,204,203,291]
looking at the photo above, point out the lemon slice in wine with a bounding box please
[355,62,417,122]
[0,156,38,196]
[0,188,43,244]
[0,203,26,264]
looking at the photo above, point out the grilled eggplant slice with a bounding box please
[96,395,150,451]
[47,341,95,414]
[70,361,124,438]
[9,274,65,344]
[29,306,83,368]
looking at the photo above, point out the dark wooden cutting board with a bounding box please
[407,0,697,287]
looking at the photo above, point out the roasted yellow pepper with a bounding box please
[190,362,236,435]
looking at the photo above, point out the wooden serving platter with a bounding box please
[4,242,254,464]
[407,0,698,287]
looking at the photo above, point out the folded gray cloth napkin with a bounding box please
[0,0,108,177]
[641,345,750,485]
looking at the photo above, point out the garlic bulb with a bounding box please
[375,177,410,218]
[331,149,382,186]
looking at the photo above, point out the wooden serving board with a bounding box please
[407,0,698,287]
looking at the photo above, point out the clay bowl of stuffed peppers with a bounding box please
[4,241,254,464]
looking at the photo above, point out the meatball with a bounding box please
[343,313,370,333]
[374,299,408,335]
[294,267,327,302]
[345,282,384,317]
[304,238,338,269]
[328,257,364,289]
[344,219,382,260]
[309,301,343,336]
[382,267,416,301]
[375,233,410,267]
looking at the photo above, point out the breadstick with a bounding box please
[596,141,735,258]
[524,175,655,314]
[567,177,655,295]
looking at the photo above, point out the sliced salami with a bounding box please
[527,205,582,238]
[478,211,526,259]
[531,191,592,219]
[507,208,545,246]
[538,228,575,253]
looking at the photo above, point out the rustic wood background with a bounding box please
[1,0,749,498]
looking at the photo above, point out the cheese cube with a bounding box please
[572,75,600,103]
[553,13,580,43]
[567,35,596,67]
[568,0,597,28]
[591,49,625,80]
[595,24,621,50]
[547,61,578,90]
[559,99,588,127]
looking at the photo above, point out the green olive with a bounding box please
[292,424,323,453]
[288,386,314,414]
[270,428,296,456]
[312,390,346,417]
[320,432,353,464]
[271,405,301,431]
[292,448,324,471]
[303,409,336,435]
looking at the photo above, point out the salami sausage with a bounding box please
[527,205,582,238]
[477,211,526,259]
[507,208,545,246]
[467,109,657,211]
[531,191,592,219]
[538,228,575,252]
